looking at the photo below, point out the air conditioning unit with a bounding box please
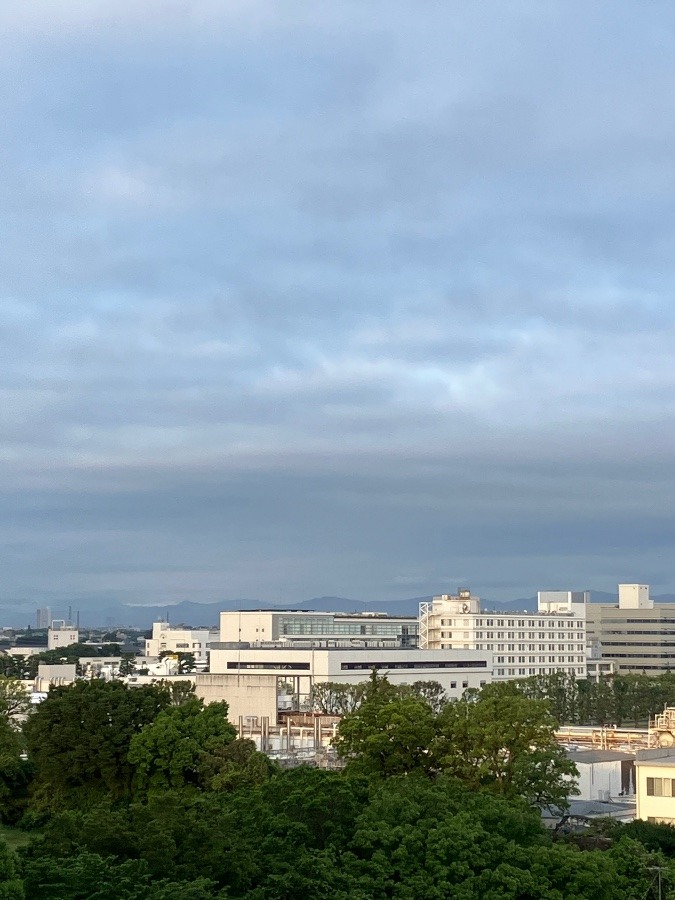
[597,789,611,802]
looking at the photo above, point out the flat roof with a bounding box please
[567,750,634,763]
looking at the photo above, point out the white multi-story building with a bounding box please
[419,588,587,680]
[219,609,418,648]
[208,643,492,709]
[145,622,219,668]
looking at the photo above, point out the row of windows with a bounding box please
[443,639,584,652]
[496,655,584,664]
[226,662,311,671]
[340,660,488,671]
[646,777,675,797]
[439,618,581,629]
[280,620,415,637]
[496,667,585,677]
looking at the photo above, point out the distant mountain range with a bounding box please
[3,589,675,630]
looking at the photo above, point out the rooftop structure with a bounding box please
[219,609,418,649]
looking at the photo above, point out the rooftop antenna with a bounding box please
[68,605,72,625]
[76,610,80,629]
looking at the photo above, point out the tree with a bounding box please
[23,680,172,812]
[309,682,366,715]
[408,680,448,714]
[334,673,438,777]
[0,839,23,900]
[128,699,237,794]
[434,681,578,808]
[0,677,30,727]
[0,716,32,824]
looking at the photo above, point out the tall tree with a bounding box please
[128,699,237,794]
[434,681,578,807]
[23,680,171,812]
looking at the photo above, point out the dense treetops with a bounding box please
[0,672,675,897]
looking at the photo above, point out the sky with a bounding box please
[2,1,675,612]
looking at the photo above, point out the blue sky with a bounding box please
[2,2,675,610]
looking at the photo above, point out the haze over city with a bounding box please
[3,2,675,613]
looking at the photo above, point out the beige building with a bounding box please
[144,622,219,668]
[419,588,587,680]
[586,584,675,674]
[635,749,675,824]
[47,622,79,650]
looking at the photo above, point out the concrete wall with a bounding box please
[195,673,279,725]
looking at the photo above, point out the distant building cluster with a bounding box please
[11,581,675,827]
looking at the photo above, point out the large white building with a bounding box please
[145,622,219,668]
[207,644,492,716]
[419,588,587,680]
[219,609,418,648]
[202,608,490,723]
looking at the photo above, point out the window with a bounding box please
[450,681,457,689]
[462,681,468,688]
[646,777,675,797]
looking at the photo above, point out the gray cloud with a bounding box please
[1,2,675,611]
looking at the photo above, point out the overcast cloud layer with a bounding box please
[2,1,675,611]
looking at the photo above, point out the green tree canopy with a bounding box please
[128,699,237,794]
[23,680,172,812]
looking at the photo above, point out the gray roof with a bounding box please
[566,750,635,764]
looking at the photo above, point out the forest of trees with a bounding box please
[2,672,675,897]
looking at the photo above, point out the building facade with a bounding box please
[635,749,675,824]
[47,622,79,650]
[145,622,219,668]
[208,644,492,709]
[586,584,675,674]
[419,588,587,679]
[219,609,418,648]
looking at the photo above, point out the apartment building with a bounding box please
[586,585,675,674]
[219,609,418,648]
[419,588,587,679]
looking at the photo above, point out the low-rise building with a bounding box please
[144,622,219,668]
[47,622,79,650]
[566,749,636,802]
[635,748,675,824]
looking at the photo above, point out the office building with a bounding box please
[419,588,587,679]
[36,607,51,630]
[205,642,492,724]
[586,584,675,674]
[219,609,418,648]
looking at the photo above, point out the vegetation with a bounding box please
[2,672,675,897]
[513,670,675,726]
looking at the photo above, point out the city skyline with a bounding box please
[2,2,675,609]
